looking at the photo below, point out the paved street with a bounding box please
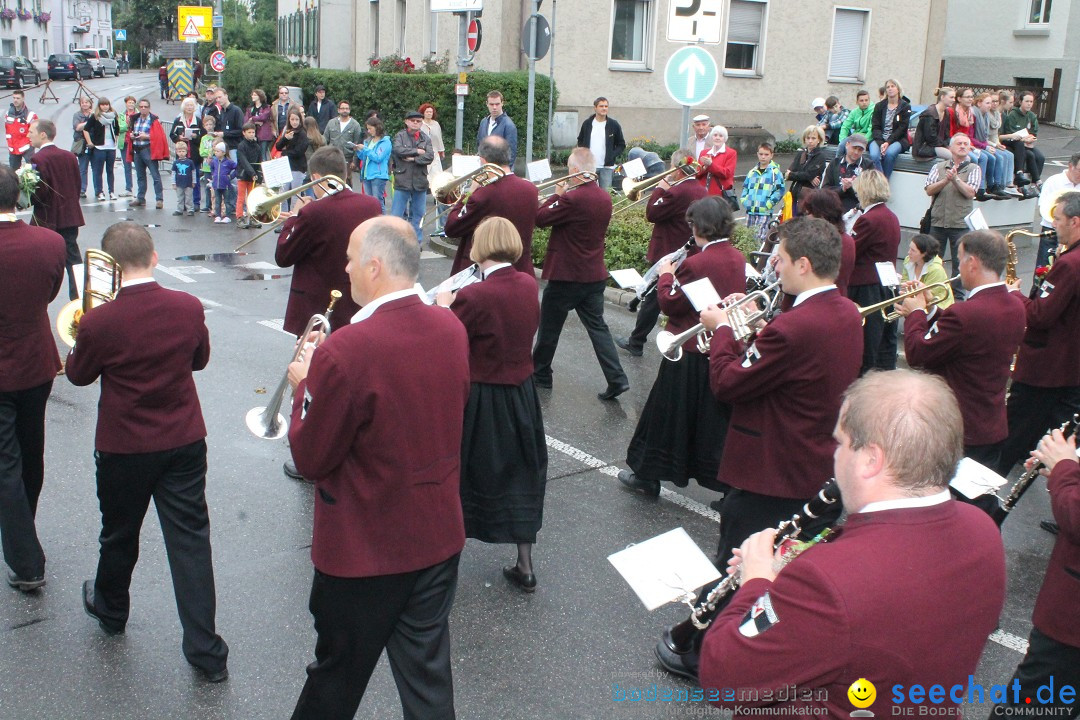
[0,72,1067,719]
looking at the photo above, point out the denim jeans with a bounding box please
[971,148,995,191]
[133,145,162,202]
[870,141,905,177]
[90,148,116,196]
[122,154,133,192]
[992,148,1014,188]
[213,184,236,217]
[363,178,388,214]
[78,149,91,193]
[390,188,426,242]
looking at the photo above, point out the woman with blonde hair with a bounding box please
[82,96,121,200]
[436,217,547,592]
[870,78,912,177]
[784,124,827,216]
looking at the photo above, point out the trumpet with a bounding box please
[422,163,507,227]
[858,276,958,323]
[234,174,346,253]
[535,171,597,199]
[56,249,122,347]
[655,279,781,361]
[245,291,341,440]
[612,161,702,216]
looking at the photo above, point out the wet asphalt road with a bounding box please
[0,73,1064,719]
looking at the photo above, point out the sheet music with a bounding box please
[609,528,721,611]
[745,263,762,279]
[621,158,647,180]
[949,457,1008,499]
[610,268,644,289]
[965,208,989,231]
[681,277,721,312]
[260,157,293,189]
[452,154,482,175]
[875,262,901,288]
[527,159,552,183]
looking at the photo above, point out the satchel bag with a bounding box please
[71,136,86,155]
[722,188,740,212]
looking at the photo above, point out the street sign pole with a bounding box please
[454,12,469,152]
[679,104,690,153]
[525,2,539,165]
[545,0,556,159]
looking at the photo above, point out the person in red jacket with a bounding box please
[126,98,169,209]
[697,125,737,197]
[991,428,1080,718]
[5,90,37,169]
[28,119,85,300]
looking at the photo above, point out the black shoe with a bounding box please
[615,337,643,357]
[82,580,124,635]
[618,469,660,497]
[975,190,990,202]
[532,374,552,389]
[283,460,308,482]
[598,381,630,401]
[988,185,1010,200]
[129,198,145,207]
[192,664,229,683]
[1015,172,1032,187]
[654,640,699,681]
[6,570,45,592]
[172,210,183,216]
[502,565,537,593]
[1040,520,1059,536]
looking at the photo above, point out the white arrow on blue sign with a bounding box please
[663,46,718,107]
[115,29,127,41]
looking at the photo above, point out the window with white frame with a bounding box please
[426,0,438,57]
[724,0,766,75]
[609,0,653,70]
[828,7,869,83]
[371,1,381,59]
[397,0,407,55]
[1028,0,1051,23]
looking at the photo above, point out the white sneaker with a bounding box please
[213,216,222,223]
[118,190,132,197]
[109,193,118,201]
[96,193,106,201]
[221,217,231,224]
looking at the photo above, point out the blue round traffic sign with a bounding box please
[664,46,718,107]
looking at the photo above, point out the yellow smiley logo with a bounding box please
[847,678,876,709]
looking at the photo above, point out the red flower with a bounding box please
[1035,266,1050,278]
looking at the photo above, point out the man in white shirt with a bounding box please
[575,97,625,177]
[1036,152,1080,267]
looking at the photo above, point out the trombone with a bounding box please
[245,291,341,440]
[535,171,597,199]
[655,279,781,361]
[234,174,346,253]
[56,249,122,347]
[858,276,958,323]
[612,160,701,216]
[422,163,506,227]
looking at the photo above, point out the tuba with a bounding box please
[56,249,122,347]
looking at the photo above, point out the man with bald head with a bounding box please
[287,216,470,720]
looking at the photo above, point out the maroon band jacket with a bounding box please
[30,144,85,231]
[451,266,539,385]
[848,203,900,287]
[535,181,611,284]
[1012,242,1080,388]
[1034,459,1080,649]
[644,180,706,263]
[446,173,538,276]
[657,240,746,355]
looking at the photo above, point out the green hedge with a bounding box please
[531,198,759,279]
[222,51,557,158]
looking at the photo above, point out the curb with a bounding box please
[427,236,640,309]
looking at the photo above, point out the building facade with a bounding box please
[0,0,111,70]
[277,0,946,145]
[942,0,1078,125]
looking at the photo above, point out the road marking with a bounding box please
[257,319,291,335]
[242,261,281,270]
[988,629,1029,654]
[155,264,196,283]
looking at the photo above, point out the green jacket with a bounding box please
[117,112,127,150]
[1001,108,1038,138]
[839,106,874,143]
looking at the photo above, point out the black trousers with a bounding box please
[996,383,1080,478]
[58,225,81,301]
[0,380,51,580]
[532,280,627,387]
[291,554,460,720]
[93,439,227,673]
[929,225,968,282]
[1005,140,1047,183]
[848,283,898,374]
[627,289,661,351]
[989,627,1080,718]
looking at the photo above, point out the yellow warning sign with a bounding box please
[177,6,213,42]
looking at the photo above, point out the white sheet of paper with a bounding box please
[745,263,762,279]
[1014,127,1031,139]
[875,262,901,288]
[72,263,85,298]
[527,159,552,183]
[452,154,482,175]
[610,268,644,289]
[965,208,989,231]
[260,157,293,189]
[949,457,1008,500]
[682,277,721,312]
[608,528,721,611]
[621,157,646,180]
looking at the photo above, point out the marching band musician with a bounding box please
[65,222,229,682]
[655,216,862,681]
[287,216,469,719]
[894,230,1026,471]
[618,196,745,497]
[616,149,707,357]
[445,136,537,276]
[699,370,1005,717]
[996,191,1080,479]
[991,428,1080,718]
[436,217,548,592]
[846,169,902,374]
[0,165,65,593]
[276,146,381,483]
[532,148,630,401]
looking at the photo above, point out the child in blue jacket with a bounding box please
[739,142,785,236]
[209,142,237,223]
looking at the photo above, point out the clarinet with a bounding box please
[991,413,1080,526]
[628,238,694,312]
[687,480,842,631]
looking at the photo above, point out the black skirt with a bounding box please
[626,351,731,492]
[460,379,548,544]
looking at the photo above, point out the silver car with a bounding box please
[73,48,119,78]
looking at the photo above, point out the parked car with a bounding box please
[47,53,93,81]
[73,48,119,78]
[0,56,42,88]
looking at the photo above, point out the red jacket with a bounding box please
[1013,242,1080,388]
[445,173,538,276]
[5,106,36,156]
[451,266,539,385]
[125,113,169,163]
[0,220,66,391]
[290,294,470,577]
[657,239,746,355]
[535,180,611,284]
[1034,459,1080,648]
[697,146,737,195]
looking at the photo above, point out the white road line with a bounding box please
[988,629,1029,654]
[155,264,196,283]
[257,319,291,335]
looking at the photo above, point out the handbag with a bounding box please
[722,188,740,212]
[780,191,794,222]
[71,137,86,155]
[269,130,284,160]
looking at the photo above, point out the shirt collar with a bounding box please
[793,284,836,306]
[38,142,54,150]
[350,287,419,324]
[701,238,729,251]
[482,262,511,279]
[862,202,883,213]
[967,281,1005,298]
[858,489,951,514]
[122,276,156,288]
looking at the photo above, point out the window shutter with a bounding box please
[727,0,763,44]
[829,9,867,80]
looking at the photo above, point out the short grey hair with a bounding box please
[568,147,596,173]
[710,125,729,141]
[1055,191,1080,221]
[181,97,197,115]
[360,218,421,281]
[949,133,971,147]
